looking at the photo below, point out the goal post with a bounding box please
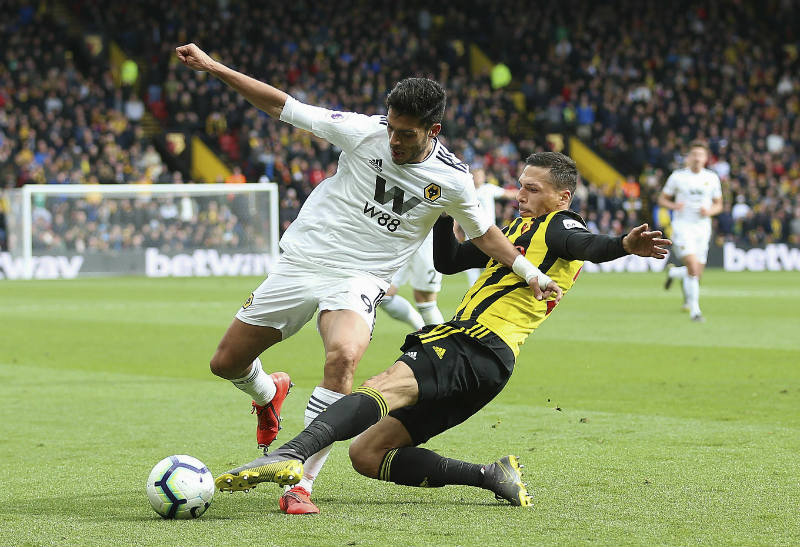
[1,183,280,280]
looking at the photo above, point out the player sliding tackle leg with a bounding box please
[176,44,557,514]
[215,360,534,507]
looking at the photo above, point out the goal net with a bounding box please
[2,183,279,279]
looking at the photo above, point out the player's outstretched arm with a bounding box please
[621,224,671,258]
[547,213,669,263]
[175,43,288,118]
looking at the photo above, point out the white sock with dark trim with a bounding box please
[292,386,346,493]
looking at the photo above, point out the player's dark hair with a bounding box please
[385,78,446,128]
[689,139,709,151]
[525,152,578,195]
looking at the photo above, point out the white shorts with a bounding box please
[391,235,442,293]
[671,222,712,264]
[235,256,389,339]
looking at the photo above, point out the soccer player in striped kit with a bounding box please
[214,152,670,508]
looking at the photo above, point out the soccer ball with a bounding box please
[146,455,215,519]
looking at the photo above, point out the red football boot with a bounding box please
[279,486,320,515]
[252,372,293,449]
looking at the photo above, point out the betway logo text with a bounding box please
[723,243,800,271]
[146,248,274,277]
[582,255,669,273]
[0,253,84,279]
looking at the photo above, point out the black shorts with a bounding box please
[392,321,516,445]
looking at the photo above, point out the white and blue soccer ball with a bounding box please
[146,455,215,519]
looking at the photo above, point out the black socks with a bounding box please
[278,386,389,461]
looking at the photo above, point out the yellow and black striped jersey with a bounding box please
[453,211,583,355]
[433,210,627,357]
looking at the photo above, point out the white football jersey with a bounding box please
[278,97,492,283]
[662,167,722,227]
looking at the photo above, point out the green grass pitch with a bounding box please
[1,270,798,546]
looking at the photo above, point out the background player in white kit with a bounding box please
[658,141,723,322]
[175,43,561,514]
[379,231,444,331]
[463,167,518,285]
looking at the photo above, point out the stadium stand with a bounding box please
[2,0,799,251]
[460,0,800,244]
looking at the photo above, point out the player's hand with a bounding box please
[529,278,562,304]
[542,280,562,304]
[699,206,710,217]
[175,43,217,72]
[622,223,672,259]
[673,202,685,211]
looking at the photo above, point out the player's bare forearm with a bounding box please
[470,225,521,268]
[175,43,287,118]
[703,198,723,217]
[657,193,679,210]
[210,63,288,118]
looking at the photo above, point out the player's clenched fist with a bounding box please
[175,43,216,72]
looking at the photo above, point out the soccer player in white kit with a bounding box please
[464,167,518,285]
[658,141,723,322]
[175,43,561,514]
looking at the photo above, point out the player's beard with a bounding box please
[392,139,430,165]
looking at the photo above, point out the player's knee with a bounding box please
[209,356,228,379]
[348,439,380,478]
[209,349,241,379]
[362,373,397,397]
[325,344,361,371]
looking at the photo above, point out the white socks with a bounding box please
[230,357,276,406]
[669,266,687,279]
[292,386,345,493]
[416,300,443,325]
[685,275,701,316]
[380,295,425,330]
[466,268,481,286]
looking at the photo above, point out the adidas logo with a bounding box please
[432,346,446,359]
[368,158,383,172]
[405,351,417,360]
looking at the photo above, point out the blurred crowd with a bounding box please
[30,193,267,253]
[0,2,182,193]
[72,1,527,224]
[3,0,800,254]
[462,0,800,245]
